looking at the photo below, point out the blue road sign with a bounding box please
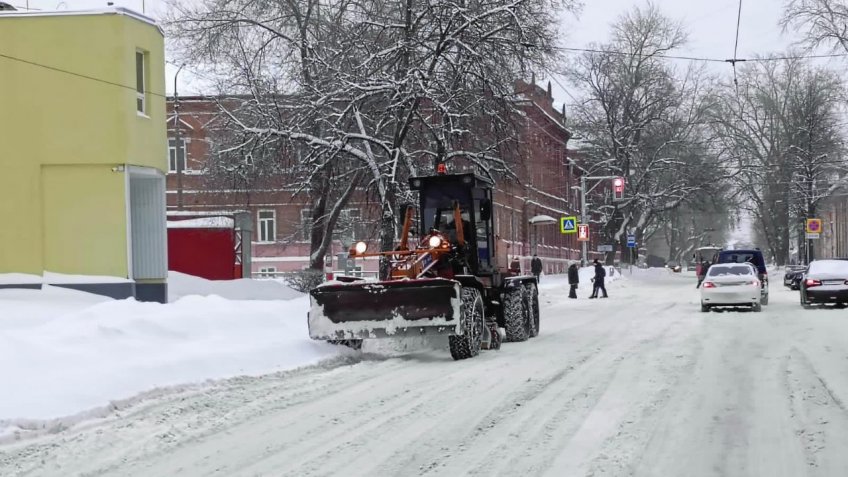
[627,234,637,248]
[561,216,577,234]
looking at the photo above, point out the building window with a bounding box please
[135,50,147,115]
[258,210,276,242]
[168,138,189,173]
[258,266,277,278]
[301,208,313,241]
[338,208,361,242]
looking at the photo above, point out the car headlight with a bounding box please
[428,235,442,248]
[354,241,368,255]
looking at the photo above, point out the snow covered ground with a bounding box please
[4,268,848,476]
[0,272,339,440]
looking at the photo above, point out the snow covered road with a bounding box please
[4,271,848,476]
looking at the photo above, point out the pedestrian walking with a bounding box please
[531,254,542,283]
[589,259,608,298]
[568,263,579,299]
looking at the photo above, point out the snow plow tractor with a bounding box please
[308,172,540,360]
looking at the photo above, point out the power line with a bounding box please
[552,45,848,64]
[0,51,167,98]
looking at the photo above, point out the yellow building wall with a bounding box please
[41,165,129,277]
[0,10,166,277]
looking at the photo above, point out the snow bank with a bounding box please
[0,273,42,285]
[167,217,234,228]
[167,271,301,302]
[0,278,341,436]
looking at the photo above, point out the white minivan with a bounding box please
[700,263,762,312]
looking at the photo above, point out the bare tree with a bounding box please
[566,3,726,263]
[782,0,848,52]
[166,0,578,277]
[710,58,846,264]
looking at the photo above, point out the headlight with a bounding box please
[428,235,442,248]
[354,241,368,255]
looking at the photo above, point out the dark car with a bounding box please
[800,259,848,308]
[784,265,807,288]
[717,249,769,305]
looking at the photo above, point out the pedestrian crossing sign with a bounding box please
[561,216,577,234]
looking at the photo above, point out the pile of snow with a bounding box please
[168,271,301,302]
[0,276,341,438]
[167,217,234,228]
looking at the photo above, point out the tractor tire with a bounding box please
[503,287,528,342]
[524,283,540,338]
[449,287,485,360]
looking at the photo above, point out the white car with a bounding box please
[700,263,762,312]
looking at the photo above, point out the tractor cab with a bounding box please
[409,173,496,275]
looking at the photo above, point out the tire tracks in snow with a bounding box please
[783,347,848,474]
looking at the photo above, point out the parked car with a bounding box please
[717,249,769,305]
[667,261,682,273]
[784,265,807,289]
[800,259,848,308]
[700,263,762,312]
[790,268,806,290]
[686,262,697,271]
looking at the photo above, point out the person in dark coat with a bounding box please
[568,263,579,299]
[589,259,608,298]
[531,254,542,282]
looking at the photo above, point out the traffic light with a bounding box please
[612,177,625,201]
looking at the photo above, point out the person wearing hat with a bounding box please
[589,259,608,298]
[531,254,543,283]
[567,262,580,298]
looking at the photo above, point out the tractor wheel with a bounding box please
[449,287,484,360]
[503,287,528,342]
[524,283,540,338]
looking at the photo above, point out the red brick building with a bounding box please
[165,81,602,276]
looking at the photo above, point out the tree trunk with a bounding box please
[378,184,398,280]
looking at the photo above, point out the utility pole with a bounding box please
[580,174,587,267]
[174,64,185,210]
[578,174,620,266]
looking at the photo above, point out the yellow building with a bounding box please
[0,7,168,302]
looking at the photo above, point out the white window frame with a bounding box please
[301,208,313,241]
[167,138,191,173]
[258,209,277,243]
[258,266,277,278]
[135,50,147,116]
[339,208,361,241]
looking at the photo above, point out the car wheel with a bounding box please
[700,302,710,313]
[800,292,812,309]
[753,303,762,312]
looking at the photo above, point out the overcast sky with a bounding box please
[13,0,813,99]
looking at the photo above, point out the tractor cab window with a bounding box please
[432,208,471,243]
[420,184,472,233]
